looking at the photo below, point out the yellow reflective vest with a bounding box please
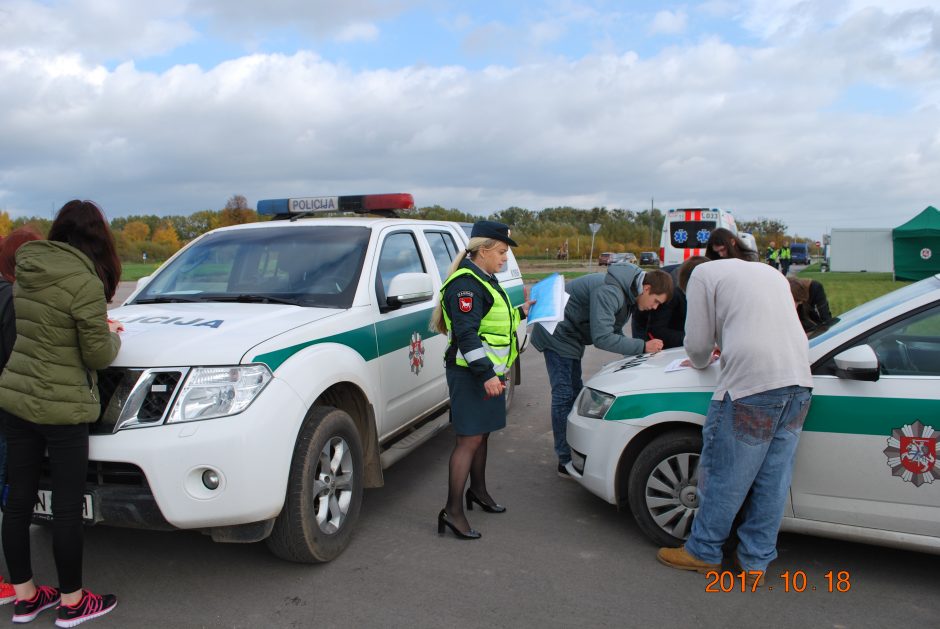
[440,267,520,377]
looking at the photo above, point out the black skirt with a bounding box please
[446,367,506,436]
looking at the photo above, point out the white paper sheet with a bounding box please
[527,273,567,333]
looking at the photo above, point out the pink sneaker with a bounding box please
[12,585,60,623]
[0,578,15,605]
[55,590,117,628]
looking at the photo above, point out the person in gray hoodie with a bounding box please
[531,264,673,477]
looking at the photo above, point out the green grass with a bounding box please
[796,265,911,316]
[522,271,594,282]
[121,262,162,281]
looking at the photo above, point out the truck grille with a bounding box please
[40,459,148,488]
[93,367,187,434]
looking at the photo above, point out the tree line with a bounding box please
[0,195,804,262]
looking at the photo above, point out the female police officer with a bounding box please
[429,221,530,539]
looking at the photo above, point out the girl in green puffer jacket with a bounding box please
[0,200,122,626]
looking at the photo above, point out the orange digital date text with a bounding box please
[704,570,852,592]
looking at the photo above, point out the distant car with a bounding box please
[639,251,660,266]
[565,273,940,555]
[612,253,639,265]
[598,252,615,266]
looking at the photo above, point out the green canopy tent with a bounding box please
[893,206,940,281]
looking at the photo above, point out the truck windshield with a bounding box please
[132,225,372,309]
[669,221,715,249]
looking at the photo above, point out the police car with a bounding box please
[565,274,940,554]
[44,194,526,563]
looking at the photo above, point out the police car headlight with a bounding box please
[577,388,615,419]
[166,365,272,423]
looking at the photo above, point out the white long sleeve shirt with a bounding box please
[683,259,813,401]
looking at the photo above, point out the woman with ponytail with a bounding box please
[430,221,531,539]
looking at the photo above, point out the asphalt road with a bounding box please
[10,284,927,628]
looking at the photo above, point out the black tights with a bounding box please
[2,413,88,593]
[444,432,494,533]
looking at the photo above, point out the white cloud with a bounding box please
[0,2,938,237]
[335,22,380,43]
[0,0,196,63]
[194,0,414,38]
[649,10,689,36]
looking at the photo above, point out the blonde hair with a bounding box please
[429,237,502,334]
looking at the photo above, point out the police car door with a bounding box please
[372,227,448,436]
[790,302,940,537]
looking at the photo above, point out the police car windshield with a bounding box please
[131,226,372,309]
[809,276,939,346]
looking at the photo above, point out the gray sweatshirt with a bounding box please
[531,263,646,359]
[683,258,813,400]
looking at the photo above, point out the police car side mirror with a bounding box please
[136,275,152,291]
[833,345,880,382]
[384,272,433,312]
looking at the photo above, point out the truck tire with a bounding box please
[626,430,702,548]
[267,406,364,563]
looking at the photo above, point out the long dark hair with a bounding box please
[705,228,751,261]
[48,200,122,301]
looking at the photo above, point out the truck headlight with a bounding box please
[577,388,615,419]
[166,365,272,423]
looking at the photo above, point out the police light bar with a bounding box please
[257,193,415,217]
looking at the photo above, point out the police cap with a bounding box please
[470,220,518,247]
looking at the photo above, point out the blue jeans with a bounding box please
[685,385,812,571]
[543,350,582,465]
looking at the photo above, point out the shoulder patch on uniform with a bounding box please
[456,290,474,297]
[458,295,473,312]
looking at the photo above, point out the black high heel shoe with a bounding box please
[465,489,506,513]
[437,509,481,539]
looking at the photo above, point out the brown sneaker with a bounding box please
[656,545,720,573]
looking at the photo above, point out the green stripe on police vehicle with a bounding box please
[603,392,940,436]
[251,281,521,371]
[252,309,440,371]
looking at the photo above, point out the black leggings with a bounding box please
[2,413,88,593]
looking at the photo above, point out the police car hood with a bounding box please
[108,303,339,366]
[584,347,720,396]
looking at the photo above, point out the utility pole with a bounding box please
[650,196,654,247]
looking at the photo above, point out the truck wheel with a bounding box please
[267,406,364,563]
[626,430,702,548]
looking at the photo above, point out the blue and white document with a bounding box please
[527,273,568,335]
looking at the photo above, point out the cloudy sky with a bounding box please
[1,0,938,237]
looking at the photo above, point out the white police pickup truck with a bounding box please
[62,194,526,563]
[566,274,940,555]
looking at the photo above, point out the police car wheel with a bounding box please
[267,406,364,563]
[627,430,703,548]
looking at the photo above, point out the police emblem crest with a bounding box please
[409,331,425,375]
[458,296,473,312]
[883,420,936,486]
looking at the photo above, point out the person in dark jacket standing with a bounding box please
[0,201,123,626]
[779,241,792,276]
[0,226,42,608]
[429,221,531,539]
[631,257,709,349]
[531,264,672,477]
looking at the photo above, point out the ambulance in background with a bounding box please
[658,207,742,267]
